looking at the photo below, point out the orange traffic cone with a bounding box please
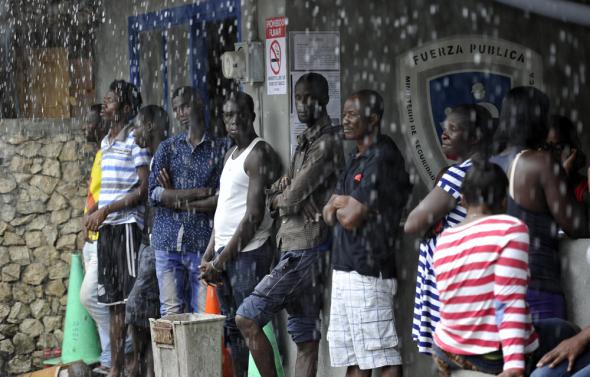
[205,285,233,377]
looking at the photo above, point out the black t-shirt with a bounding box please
[332,135,411,278]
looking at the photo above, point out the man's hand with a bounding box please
[277,176,290,192]
[497,370,524,377]
[199,261,222,285]
[302,200,321,222]
[157,168,173,189]
[332,195,350,209]
[85,207,109,232]
[335,196,369,231]
[537,333,588,372]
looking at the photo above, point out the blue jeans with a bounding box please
[154,250,202,315]
[237,241,330,343]
[80,241,112,368]
[216,241,273,372]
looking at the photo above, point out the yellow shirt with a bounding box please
[84,150,102,241]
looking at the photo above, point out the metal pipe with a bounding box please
[495,0,590,27]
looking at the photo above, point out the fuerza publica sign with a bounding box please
[398,36,543,185]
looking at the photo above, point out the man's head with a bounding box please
[134,105,170,150]
[102,80,142,124]
[171,86,205,130]
[222,91,255,140]
[294,73,329,126]
[84,104,108,143]
[342,89,383,141]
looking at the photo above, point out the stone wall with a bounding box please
[0,119,91,375]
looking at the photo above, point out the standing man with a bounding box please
[86,80,149,377]
[149,86,227,315]
[323,90,411,377]
[236,72,343,377]
[126,105,170,377]
[80,104,112,375]
[200,91,281,377]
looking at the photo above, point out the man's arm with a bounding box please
[335,195,370,231]
[86,165,149,231]
[201,143,280,281]
[182,195,218,213]
[273,135,342,215]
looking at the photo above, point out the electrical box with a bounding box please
[221,41,264,83]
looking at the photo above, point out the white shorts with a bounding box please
[327,270,402,370]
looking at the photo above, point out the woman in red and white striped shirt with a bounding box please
[432,161,538,377]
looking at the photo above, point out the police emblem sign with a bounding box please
[398,36,543,185]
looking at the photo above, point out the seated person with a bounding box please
[432,161,539,377]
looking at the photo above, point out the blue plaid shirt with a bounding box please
[149,132,229,253]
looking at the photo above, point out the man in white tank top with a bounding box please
[200,91,281,377]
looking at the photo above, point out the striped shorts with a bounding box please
[327,270,402,370]
[97,223,141,305]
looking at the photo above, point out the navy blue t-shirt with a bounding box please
[332,135,411,278]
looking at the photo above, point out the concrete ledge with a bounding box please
[451,371,494,377]
[560,238,590,327]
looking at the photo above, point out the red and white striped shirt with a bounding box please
[433,214,539,372]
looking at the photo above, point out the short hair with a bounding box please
[225,91,255,117]
[295,72,329,106]
[449,104,497,157]
[171,86,205,121]
[496,86,549,150]
[108,80,142,117]
[138,105,170,136]
[172,86,198,102]
[349,89,384,122]
[462,160,508,212]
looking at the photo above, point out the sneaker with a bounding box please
[92,365,110,376]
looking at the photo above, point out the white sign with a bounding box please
[398,35,544,185]
[265,17,287,95]
[289,31,341,156]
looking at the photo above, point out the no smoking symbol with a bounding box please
[270,40,281,75]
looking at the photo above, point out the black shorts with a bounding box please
[97,223,141,305]
[126,243,160,327]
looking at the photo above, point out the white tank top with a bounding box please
[214,137,272,252]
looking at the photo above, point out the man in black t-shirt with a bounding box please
[323,90,411,377]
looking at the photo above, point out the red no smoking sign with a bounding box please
[265,16,287,95]
[270,40,281,74]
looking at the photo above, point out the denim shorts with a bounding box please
[237,242,329,344]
